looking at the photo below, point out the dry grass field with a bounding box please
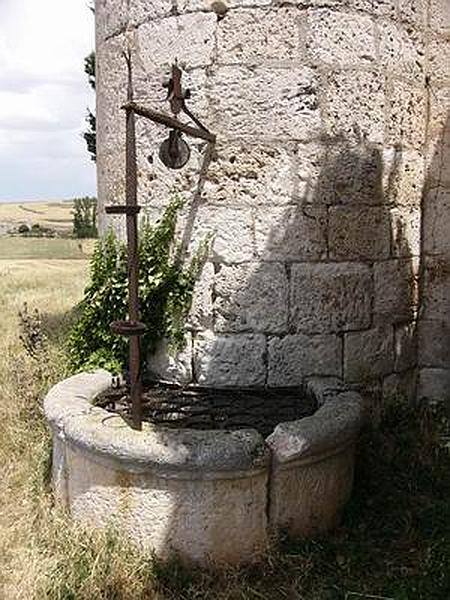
[0,237,95,260]
[0,200,75,234]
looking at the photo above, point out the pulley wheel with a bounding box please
[159,132,191,170]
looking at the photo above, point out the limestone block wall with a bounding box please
[96,0,450,400]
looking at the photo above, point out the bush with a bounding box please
[67,197,208,373]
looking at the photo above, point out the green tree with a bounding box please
[83,50,96,162]
[72,197,98,238]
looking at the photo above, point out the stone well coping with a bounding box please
[44,371,364,480]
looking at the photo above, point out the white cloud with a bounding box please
[0,0,96,201]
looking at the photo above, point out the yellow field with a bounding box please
[0,200,75,234]
[0,236,95,260]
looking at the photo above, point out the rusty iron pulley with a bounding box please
[159,129,191,169]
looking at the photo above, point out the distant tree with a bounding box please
[72,197,98,238]
[83,50,96,162]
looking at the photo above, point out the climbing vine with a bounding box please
[67,197,208,373]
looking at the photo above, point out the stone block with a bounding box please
[374,259,419,323]
[306,9,376,67]
[217,7,301,65]
[430,0,450,34]
[214,263,289,333]
[344,326,394,382]
[268,445,355,536]
[418,319,450,369]
[382,147,425,207]
[324,70,385,144]
[209,66,321,140]
[394,322,417,372]
[378,21,424,80]
[136,14,216,74]
[202,142,297,207]
[290,263,372,334]
[423,189,450,256]
[329,206,391,261]
[421,256,450,321]
[193,333,267,386]
[298,141,385,205]
[428,38,450,86]
[187,261,215,331]
[390,205,421,258]
[417,367,450,402]
[189,206,255,263]
[387,80,426,150]
[254,206,327,261]
[130,0,174,25]
[96,0,128,42]
[267,334,342,386]
[147,338,193,384]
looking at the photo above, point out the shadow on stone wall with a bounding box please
[418,112,450,402]
[153,134,423,400]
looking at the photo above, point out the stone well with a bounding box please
[45,371,363,564]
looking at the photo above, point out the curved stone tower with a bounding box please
[96,0,450,401]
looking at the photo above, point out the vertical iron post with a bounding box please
[124,53,142,430]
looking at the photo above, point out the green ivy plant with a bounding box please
[67,196,208,373]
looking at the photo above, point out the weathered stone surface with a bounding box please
[267,334,342,386]
[298,141,385,205]
[398,0,427,27]
[419,319,450,368]
[383,371,417,402]
[214,263,289,333]
[428,38,450,86]
[329,206,391,261]
[136,14,216,73]
[96,0,128,41]
[390,205,421,257]
[344,326,394,382]
[374,259,419,323]
[394,322,417,372]
[209,66,321,139]
[130,0,174,25]
[418,367,450,402]
[179,0,271,12]
[290,263,372,334]
[378,21,424,80]
[421,256,450,321]
[217,7,301,65]
[268,445,355,536]
[388,81,426,150]
[194,333,266,386]
[430,0,450,34]
[267,389,363,462]
[382,147,425,206]
[254,206,327,261]
[324,70,385,143]
[187,261,215,331]
[350,0,397,17]
[306,9,376,66]
[423,189,450,256]
[147,338,193,384]
[202,142,296,207]
[189,206,254,263]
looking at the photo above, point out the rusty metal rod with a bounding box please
[124,54,143,431]
[121,101,216,143]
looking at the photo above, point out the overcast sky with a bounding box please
[0,0,96,202]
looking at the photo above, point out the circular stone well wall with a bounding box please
[96,0,450,400]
